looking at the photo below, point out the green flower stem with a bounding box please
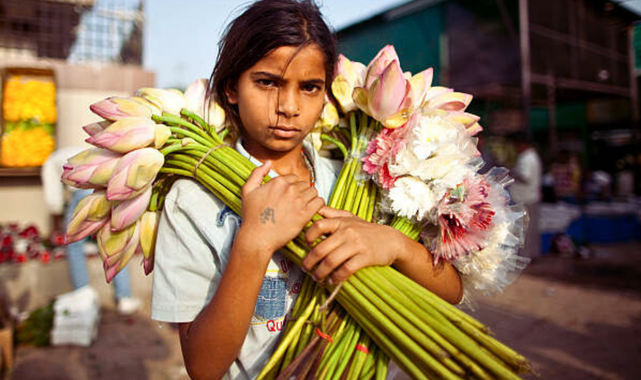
[329,321,361,380]
[156,114,218,145]
[358,346,377,380]
[345,334,371,380]
[349,113,358,150]
[322,319,357,380]
[374,349,389,380]
[256,289,320,380]
[357,269,471,377]
[168,126,213,148]
[336,288,429,380]
[356,180,370,220]
[315,317,347,378]
[180,109,215,137]
[379,269,522,380]
[321,134,348,158]
[348,274,465,379]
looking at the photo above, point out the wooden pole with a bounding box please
[519,0,531,140]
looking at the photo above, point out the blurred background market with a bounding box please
[0,0,640,379]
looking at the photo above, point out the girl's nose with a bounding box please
[276,89,300,118]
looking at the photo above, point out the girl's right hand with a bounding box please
[240,161,324,255]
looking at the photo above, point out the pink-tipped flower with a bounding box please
[425,92,473,112]
[110,185,152,231]
[434,177,496,263]
[107,148,164,201]
[90,97,154,121]
[62,148,122,188]
[362,121,411,189]
[86,116,170,153]
[364,45,400,88]
[184,78,208,117]
[82,120,111,137]
[97,221,141,283]
[353,46,432,128]
[331,54,366,113]
[139,211,160,275]
[446,112,483,136]
[65,191,111,244]
[135,87,185,116]
[184,79,227,130]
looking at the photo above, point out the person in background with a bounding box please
[550,150,581,203]
[508,132,542,260]
[42,146,141,315]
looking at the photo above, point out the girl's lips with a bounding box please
[269,126,300,139]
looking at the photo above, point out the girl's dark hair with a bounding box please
[208,0,337,142]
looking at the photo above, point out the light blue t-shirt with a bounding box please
[151,139,341,379]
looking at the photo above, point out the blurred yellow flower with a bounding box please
[2,76,57,123]
[1,127,55,167]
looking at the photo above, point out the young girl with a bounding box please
[151,1,462,379]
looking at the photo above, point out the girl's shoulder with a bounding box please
[164,178,228,215]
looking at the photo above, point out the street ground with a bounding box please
[5,242,641,380]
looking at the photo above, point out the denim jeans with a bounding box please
[65,189,132,300]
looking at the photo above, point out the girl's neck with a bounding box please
[242,140,310,181]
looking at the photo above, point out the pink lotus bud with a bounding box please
[423,86,453,103]
[427,92,473,112]
[82,120,111,137]
[135,88,185,115]
[97,221,140,283]
[65,191,111,244]
[90,97,154,121]
[367,60,412,127]
[86,117,160,153]
[111,185,152,231]
[409,68,433,107]
[62,148,122,188]
[364,45,400,88]
[140,211,159,258]
[184,79,208,118]
[107,148,164,201]
[331,55,366,113]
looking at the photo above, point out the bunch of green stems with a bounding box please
[156,110,531,380]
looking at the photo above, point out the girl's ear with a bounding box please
[225,83,238,105]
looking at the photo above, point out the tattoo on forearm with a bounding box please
[260,207,276,224]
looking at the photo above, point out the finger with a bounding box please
[243,161,272,196]
[302,230,345,272]
[313,244,358,282]
[330,254,369,285]
[303,197,325,221]
[299,185,319,203]
[318,206,355,219]
[305,218,341,246]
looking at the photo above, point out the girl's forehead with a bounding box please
[251,45,326,77]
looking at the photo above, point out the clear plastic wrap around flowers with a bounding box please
[449,167,530,307]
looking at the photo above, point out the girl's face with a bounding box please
[227,44,327,157]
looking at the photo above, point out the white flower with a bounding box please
[410,116,463,160]
[388,176,439,221]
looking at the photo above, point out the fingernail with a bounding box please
[328,278,334,286]
[300,267,307,274]
[312,274,318,282]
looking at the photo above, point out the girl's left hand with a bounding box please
[302,206,404,285]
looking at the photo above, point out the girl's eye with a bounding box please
[302,84,321,93]
[257,79,276,88]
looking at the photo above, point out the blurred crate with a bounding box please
[0,67,57,172]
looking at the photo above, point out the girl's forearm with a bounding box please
[393,234,463,304]
[180,228,272,380]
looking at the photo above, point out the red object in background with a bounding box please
[19,225,40,239]
[1,234,13,248]
[40,251,51,264]
[50,231,66,247]
[15,253,27,263]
